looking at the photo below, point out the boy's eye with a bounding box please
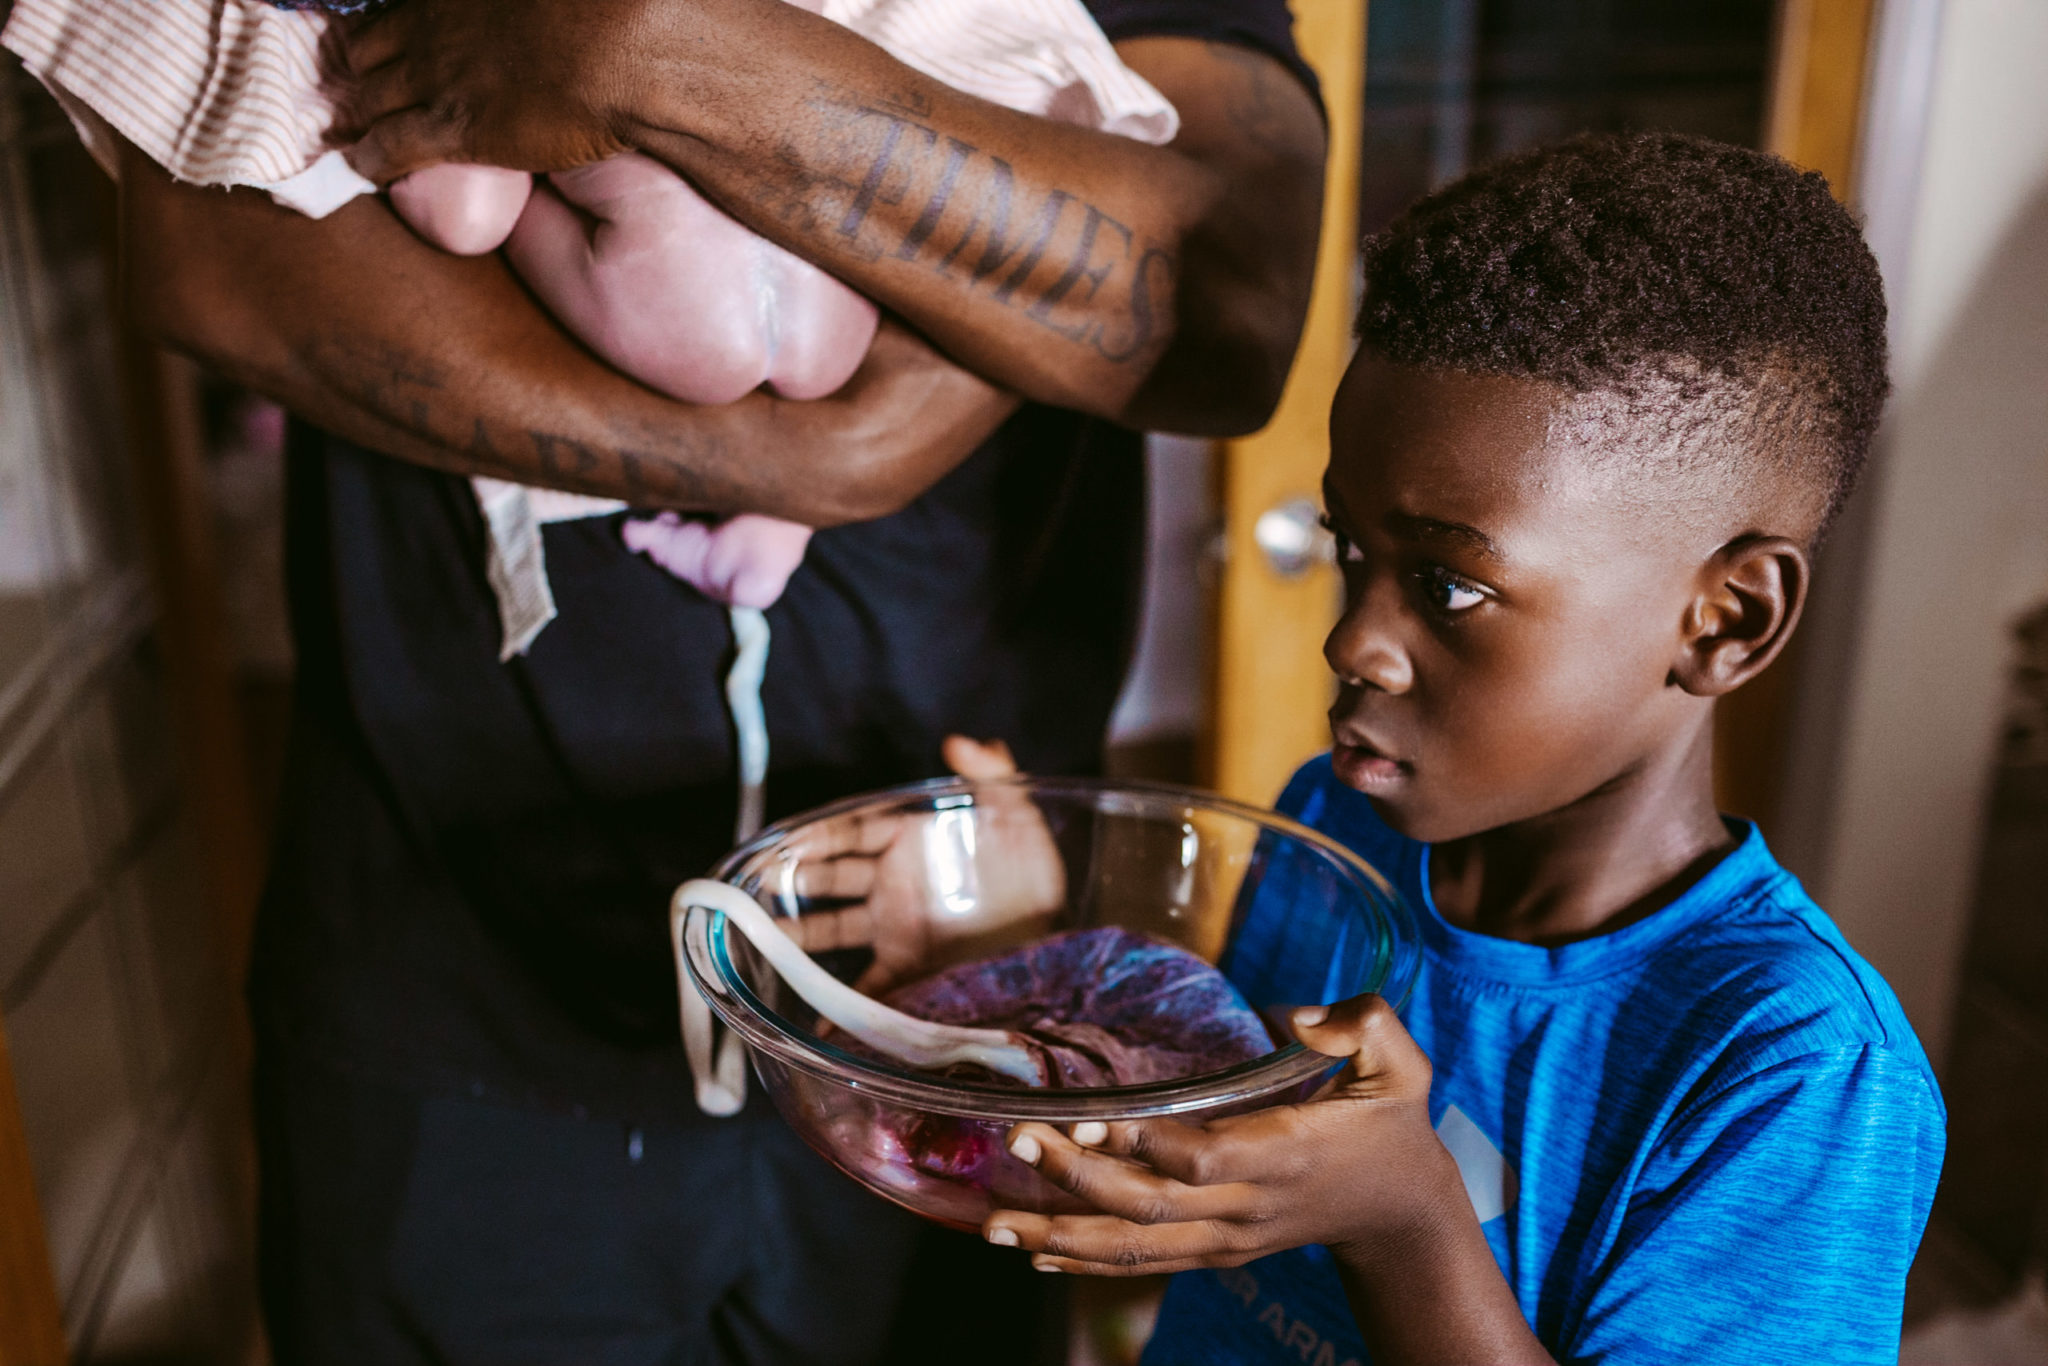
[1319,514,1363,564]
[1418,565,1487,613]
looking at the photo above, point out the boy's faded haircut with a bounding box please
[1356,131,1889,537]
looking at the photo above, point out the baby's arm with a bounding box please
[986,998,1556,1365]
[388,163,533,256]
[506,153,878,407]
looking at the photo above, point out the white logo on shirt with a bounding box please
[1437,1104,1519,1224]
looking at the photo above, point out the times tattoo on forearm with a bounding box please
[769,92,1178,365]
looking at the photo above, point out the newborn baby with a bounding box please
[382,0,876,606]
[8,0,1173,634]
[388,144,868,606]
[364,0,1173,615]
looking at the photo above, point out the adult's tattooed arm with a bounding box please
[342,11,1327,436]
[120,141,1017,522]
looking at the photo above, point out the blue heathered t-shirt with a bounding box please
[1141,756,1945,1366]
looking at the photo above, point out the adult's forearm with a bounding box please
[121,147,1014,524]
[341,4,1325,432]
[609,11,1318,430]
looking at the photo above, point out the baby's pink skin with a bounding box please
[621,512,815,610]
[388,163,533,256]
[506,152,879,405]
[393,0,836,609]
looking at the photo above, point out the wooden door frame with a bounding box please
[0,1016,65,1366]
[1205,0,1366,806]
[1713,0,1879,833]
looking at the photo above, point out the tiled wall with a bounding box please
[1,55,261,1364]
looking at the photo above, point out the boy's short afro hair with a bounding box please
[1356,131,1889,532]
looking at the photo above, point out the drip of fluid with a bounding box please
[726,605,771,844]
[682,605,775,1116]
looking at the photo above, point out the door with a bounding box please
[1203,0,1852,821]
[1205,0,1363,807]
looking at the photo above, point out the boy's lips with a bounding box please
[1330,728,1411,792]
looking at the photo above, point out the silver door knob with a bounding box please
[1253,497,1332,578]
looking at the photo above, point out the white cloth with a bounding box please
[1,0,1176,211]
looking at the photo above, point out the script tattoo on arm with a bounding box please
[307,331,719,506]
[782,94,1180,366]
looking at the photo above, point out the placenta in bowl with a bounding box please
[873,926,1273,1087]
[790,926,1276,1227]
[688,773,1419,1231]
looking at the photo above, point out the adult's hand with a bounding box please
[342,3,1328,435]
[121,139,1017,521]
[339,0,658,176]
[785,737,1065,993]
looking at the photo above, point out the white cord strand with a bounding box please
[727,605,772,844]
[679,605,775,1115]
[671,879,1045,1084]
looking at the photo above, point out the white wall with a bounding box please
[1783,0,2048,1065]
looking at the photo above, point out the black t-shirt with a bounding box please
[254,0,1315,1123]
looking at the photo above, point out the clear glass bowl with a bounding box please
[679,776,1416,1232]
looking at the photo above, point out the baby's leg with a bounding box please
[388,164,534,256]
[506,153,877,405]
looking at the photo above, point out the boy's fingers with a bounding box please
[1006,1124,1249,1224]
[1090,1116,1261,1189]
[1293,994,1432,1092]
[983,1209,1235,1273]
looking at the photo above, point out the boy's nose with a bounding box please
[1324,577,1413,694]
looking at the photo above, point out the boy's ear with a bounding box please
[1671,536,1810,698]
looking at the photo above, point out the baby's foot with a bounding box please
[623,512,814,609]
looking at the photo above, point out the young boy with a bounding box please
[981,131,1944,1364]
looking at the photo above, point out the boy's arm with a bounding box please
[987,997,1557,1366]
[342,13,1329,436]
[122,142,1018,525]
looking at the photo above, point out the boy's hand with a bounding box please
[784,737,1064,992]
[987,999,1558,1362]
[984,996,1465,1275]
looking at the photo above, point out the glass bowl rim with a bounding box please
[685,773,1417,1122]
